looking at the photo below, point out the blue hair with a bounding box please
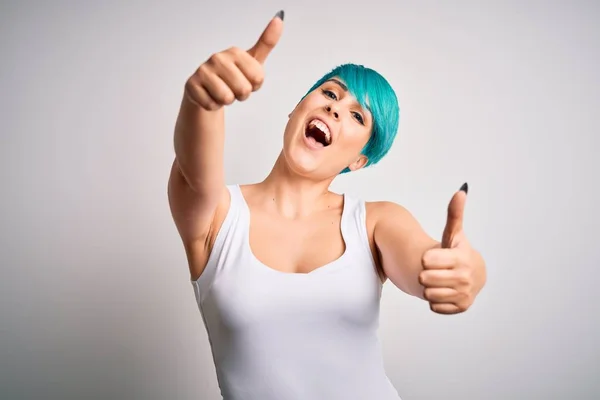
[301,63,400,173]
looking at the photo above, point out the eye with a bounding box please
[322,89,337,100]
[352,111,364,125]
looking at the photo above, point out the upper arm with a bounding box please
[167,158,230,279]
[370,201,439,298]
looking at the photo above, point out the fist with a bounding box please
[419,183,485,314]
[184,12,284,110]
[420,239,477,314]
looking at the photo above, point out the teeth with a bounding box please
[308,119,331,144]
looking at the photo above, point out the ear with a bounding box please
[347,155,369,172]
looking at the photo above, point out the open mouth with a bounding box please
[304,119,332,147]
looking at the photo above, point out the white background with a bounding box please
[1,1,599,399]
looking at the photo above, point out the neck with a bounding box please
[256,152,338,218]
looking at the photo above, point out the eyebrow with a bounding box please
[325,78,372,115]
[326,78,348,92]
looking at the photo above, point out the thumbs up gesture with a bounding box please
[419,183,487,314]
[185,11,284,110]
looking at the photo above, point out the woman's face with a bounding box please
[282,77,374,179]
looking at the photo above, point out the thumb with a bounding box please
[247,10,285,64]
[441,182,468,248]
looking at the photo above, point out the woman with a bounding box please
[168,10,487,400]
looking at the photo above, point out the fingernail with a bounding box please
[275,10,284,20]
[459,182,469,194]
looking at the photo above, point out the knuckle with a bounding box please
[236,92,249,101]
[423,288,432,301]
[196,64,211,80]
[252,71,265,88]
[252,81,263,92]
[209,51,223,62]
[184,78,196,94]
[208,51,226,65]
[228,46,243,56]
[236,83,253,100]
[243,63,264,90]
[418,271,427,286]
[221,91,235,105]
[184,80,202,103]
[421,253,430,268]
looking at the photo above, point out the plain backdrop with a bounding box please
[1,1,599,399]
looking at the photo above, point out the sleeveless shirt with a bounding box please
[192,185,402,400]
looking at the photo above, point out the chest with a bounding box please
[248,208,346,274]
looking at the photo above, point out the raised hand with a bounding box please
[420,183,486,314]
[184,10,284,110]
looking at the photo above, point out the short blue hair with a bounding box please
[302,63,400,173]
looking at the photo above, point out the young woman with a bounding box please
[168,10,487,400]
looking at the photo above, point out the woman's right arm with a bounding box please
[168,13,284,279]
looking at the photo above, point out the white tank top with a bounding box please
[192,185,401,400]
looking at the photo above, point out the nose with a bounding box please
[325,105,339,120]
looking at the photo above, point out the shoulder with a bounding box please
[364,200,425,243]
[365,200,413,224]
[361,200,410,239]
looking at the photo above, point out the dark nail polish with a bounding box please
[460,182,469,194]
[275,10,284,20]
